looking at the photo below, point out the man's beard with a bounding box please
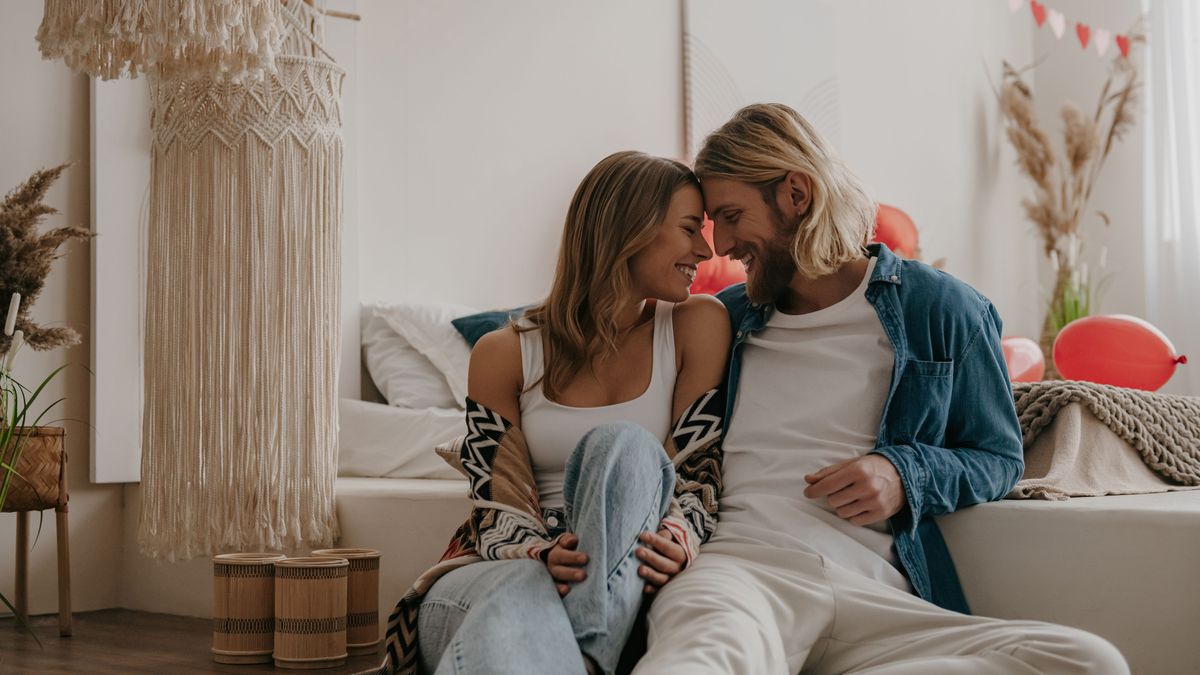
[745,213,800,306]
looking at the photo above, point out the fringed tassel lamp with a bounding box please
[36,0,343,559]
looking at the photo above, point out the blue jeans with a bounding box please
[418,422,675,675]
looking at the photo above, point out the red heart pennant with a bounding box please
[1116,34,1131,58]
[1030,0,1047,27]
[1076,22,1091,49]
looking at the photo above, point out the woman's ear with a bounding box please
[774,171,812,219]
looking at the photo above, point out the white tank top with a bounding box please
[518,301,678,510]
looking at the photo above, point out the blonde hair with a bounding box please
[695,103,875,278]
[520,151,699,400]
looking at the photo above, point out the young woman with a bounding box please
[381,151,731,675]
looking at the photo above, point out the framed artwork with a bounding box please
[90,76,150,484]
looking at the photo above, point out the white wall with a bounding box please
[355,0,685,310]
[355,0,1043,337]
[0,2,124,616]
[831,0,1040,337]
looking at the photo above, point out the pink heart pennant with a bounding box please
[1008,0,1023,13]
[1031,1,1048,27]
[1047,10,1065,39]
[1076,22,1091,49]
[1094,28,1111,57]
[1116,34,1131,58]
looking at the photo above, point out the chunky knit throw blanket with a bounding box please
[1012,381,1200,491]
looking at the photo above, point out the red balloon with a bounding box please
[1001,336,1045,382]
[873,204,919,258]
[691,217,746,295]
[1053,315,1187,391]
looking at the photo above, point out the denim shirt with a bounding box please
[716,243,1024,614]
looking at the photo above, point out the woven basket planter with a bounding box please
[1,426,66,513]
[273,556,348,669]
[212,553,287,664]
[312,548,382,655]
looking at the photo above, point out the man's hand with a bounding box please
[803,455,906,527]
[544,533,588,597]
[636,528,687,594]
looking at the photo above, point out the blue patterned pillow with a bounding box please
[451,306,530,347]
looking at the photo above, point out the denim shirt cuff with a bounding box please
[872,445,923,536]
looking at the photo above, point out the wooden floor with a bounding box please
[0,609,383,674]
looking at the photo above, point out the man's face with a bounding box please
[701,177,799,305]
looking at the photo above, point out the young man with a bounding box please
[633,104,1127,674]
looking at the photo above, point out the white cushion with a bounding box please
[361,307,459,409]
[372,301,476,408]
[338,398,465,480]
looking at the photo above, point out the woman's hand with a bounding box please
[637,528,687,594]
[544,533,588,597]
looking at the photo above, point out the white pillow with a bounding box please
[373,301,477,407]
[361,307,459,409]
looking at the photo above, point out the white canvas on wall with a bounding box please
[89,76,149,484]
[684,0,840,160]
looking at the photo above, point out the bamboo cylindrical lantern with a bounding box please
[313,548,382,655]
[273,556,349,669]
[211,553,286,664]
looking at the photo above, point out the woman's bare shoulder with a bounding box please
[468,326,523,421]
[673,294,731,347]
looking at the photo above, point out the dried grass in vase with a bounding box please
[0,164,94,354]
[998,26,1144,378]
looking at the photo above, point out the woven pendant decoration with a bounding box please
[36,0,283,82]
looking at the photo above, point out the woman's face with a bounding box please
[628,185,712,303]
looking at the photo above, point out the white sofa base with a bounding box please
[938,490,1200,675]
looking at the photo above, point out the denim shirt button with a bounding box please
[546,515,559,527]
[736,331,743,339]
[890,275,898,282]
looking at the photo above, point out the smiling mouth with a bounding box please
[736,253,754,272]
[675,264,697,283]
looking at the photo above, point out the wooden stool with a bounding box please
[3,426,72,636]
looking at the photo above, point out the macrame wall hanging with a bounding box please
[39,0,346,559]
[137,0,344,559]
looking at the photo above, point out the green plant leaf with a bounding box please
[33,509,44,550]
[0,590,43,646]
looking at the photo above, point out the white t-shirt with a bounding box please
[710,257,911,592]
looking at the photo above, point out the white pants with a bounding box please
[635,542,1127,675]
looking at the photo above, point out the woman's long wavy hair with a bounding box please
[695,103,875,279]
[519,151,699,400]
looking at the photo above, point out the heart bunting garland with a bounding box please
[1076,22,1091,49]
[1012,0,1131,60]
[1030,0,1048,27]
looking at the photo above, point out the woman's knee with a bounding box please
[572,422,667,473]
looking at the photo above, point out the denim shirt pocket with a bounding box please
[892,358,954,447]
